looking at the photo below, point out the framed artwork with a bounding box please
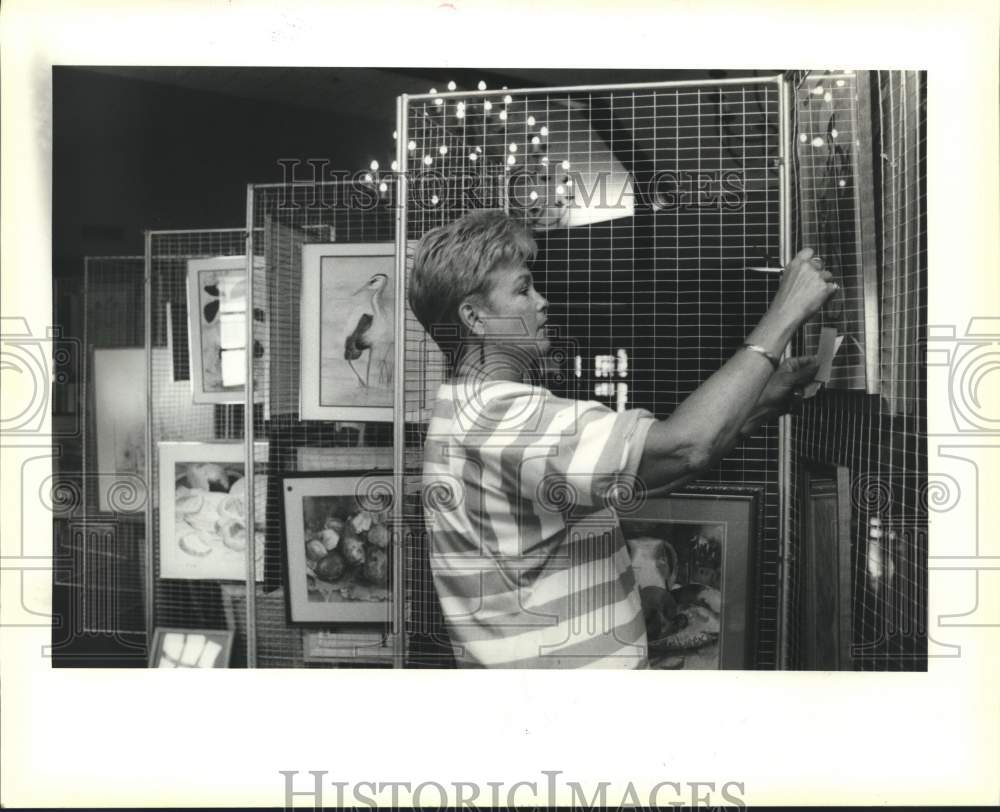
[620,484,762,670]
[798,459,853,670]
[158,441,268,581]
[282,470,393,624]
[92,347,145,513]
[302,630,393,664]
[295,446,393,472]
[186,255,268,404]
[149,627,234,668]
[300,243,395,421]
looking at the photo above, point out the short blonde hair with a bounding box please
[409,210,537,359]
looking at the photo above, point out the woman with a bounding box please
[409,210,835,668]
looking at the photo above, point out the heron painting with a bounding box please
[342,272,393,389]
[300,243,396,421]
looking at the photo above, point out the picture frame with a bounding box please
[300,243,395,421]
[157,441,268,581]
[92,347,146,513]
[798,459,853,670]
[619,484,762,670]
[295,446,393,473]
[281,469,393,624]
[302,630,393,665]
[186,255,267,404]
[149,627,234,668]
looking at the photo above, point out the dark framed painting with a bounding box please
[149,627,234,668]
[281,469,393,624]
[620,484,763,670]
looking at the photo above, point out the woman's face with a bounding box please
[478,262,550,358]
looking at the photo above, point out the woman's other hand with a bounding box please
[737,355,819,438]
[757,355,819,415]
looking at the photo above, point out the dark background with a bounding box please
[53,66,763,274]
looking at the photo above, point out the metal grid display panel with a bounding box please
[792,71,879,392]
[248,182,396,668]
[52,257,148,661]
[147,230,257,666]
[400,79,785,668]
[785,71,927,670]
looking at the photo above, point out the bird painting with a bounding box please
[342,272,393,388]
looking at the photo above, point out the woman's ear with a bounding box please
[457,296,486,336]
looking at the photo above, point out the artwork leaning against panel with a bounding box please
[186,255,268,404]
[620,486,761,670]
[157,442,268,581]
[149,627,234,668]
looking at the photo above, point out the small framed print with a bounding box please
[302,630,393,665]
[186,255,267,404]
[282,470,393,624]
[157,441,268,582]
[149,627,234,668]
[621,485,762,670]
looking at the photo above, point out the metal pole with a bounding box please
[777,75,795,671]
[405,74,788,102]
[142,232,155,658]
[243,184,258,668]
[145,228,250,236]
[391,95,409,669]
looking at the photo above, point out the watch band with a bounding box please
[742,342,780,371]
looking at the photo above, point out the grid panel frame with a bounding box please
[784,70,927,671]
[247,181,398,668]
[145,228,259,666]
[397,77,788,668]
[50,257,149,661]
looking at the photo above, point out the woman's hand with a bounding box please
[739,355,819,435]
[769,248,839,328]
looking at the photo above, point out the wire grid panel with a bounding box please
[877,71,926,418]
[68,257,147,642]
[792,71,879,392]
[147,229,259,666]
[400,78,787,668]
[785,71,927,670]
[249,181,397,668]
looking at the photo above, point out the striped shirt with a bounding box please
[422,378,657,668]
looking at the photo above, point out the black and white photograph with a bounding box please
[5,1,996,806]
[47,64,932,673]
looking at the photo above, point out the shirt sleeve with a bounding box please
[488,386,656,511]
